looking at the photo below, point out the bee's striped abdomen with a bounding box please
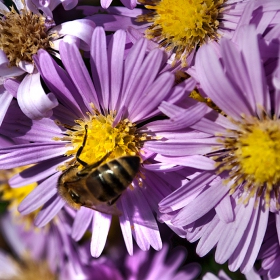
[85,156,140,202]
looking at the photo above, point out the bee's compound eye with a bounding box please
[69,190,80,204]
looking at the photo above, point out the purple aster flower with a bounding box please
[1,208,78,274]
[0,165,86,275]
[0,0,95,123]
[0,26,201,257]
[59,239,124,280]
[0,214,123,280]
[159,18,280,274]
[86,0,254,67]
[0,169,123,280]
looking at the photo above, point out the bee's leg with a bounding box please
[76,124,89,167]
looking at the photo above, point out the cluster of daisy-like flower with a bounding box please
[0,0,280,279]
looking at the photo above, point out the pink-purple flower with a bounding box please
[87,0,252,67]
[0,26,202,257]
[159,16,280,274]
[0,0,95,123]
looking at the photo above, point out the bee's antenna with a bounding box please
[76,125,89,167]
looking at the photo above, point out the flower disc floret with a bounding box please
[215,115,280,206]
[56,107,148,170]
[0,7,51,66]
[137,0,225,65]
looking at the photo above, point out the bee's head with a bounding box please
[58,184,82,210]
[57,166,84,209]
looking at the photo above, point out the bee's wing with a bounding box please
[84,202,122,216]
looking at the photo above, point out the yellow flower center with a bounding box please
[137,0,225,66]
[56,107,151,170]
[0,7,52,66]
[0,167,38,229]
[214,116,280,207]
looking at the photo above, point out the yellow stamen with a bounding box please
[55,107,153,171]
[214,115,280,207]
[137,0,226,66]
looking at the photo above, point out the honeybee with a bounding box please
[58,125,141,216]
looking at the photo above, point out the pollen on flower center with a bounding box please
[237,122,280,184]
[214,116,280,206]
[56,107,150,170]
[0,7,51,66]
[137,0,226,66]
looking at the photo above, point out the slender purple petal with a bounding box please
[108,29,126,111]
[90,211,111,257]
[34,50,86,116]
[145,102,208,131]
[35,195,66,227]
[126,48,164,116]
[196,43,252,119]
[240,206,269,273]
[122,188,162,251]
[215,196,256,264]
[90,27,110,110]
[18,172,60,214]
[59,40,99,111]
[196,216,223,257]
[72,207,94,241]
[215,195,234,223]
[117,38,147,118]
[101,0,112,9]
[154,155,216,170]
[144,138,220,157]
[129,72,175,122]
[119,200,133,255]
[159,172,218,212]
[4,78,20,98]
[120,0,137,9]
[0,143,66,168]
[9,157,66,187]
[172,179,230,226]
[237,25,269,114]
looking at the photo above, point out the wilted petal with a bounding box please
[51,19,96,51]
[17,72,58,119]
